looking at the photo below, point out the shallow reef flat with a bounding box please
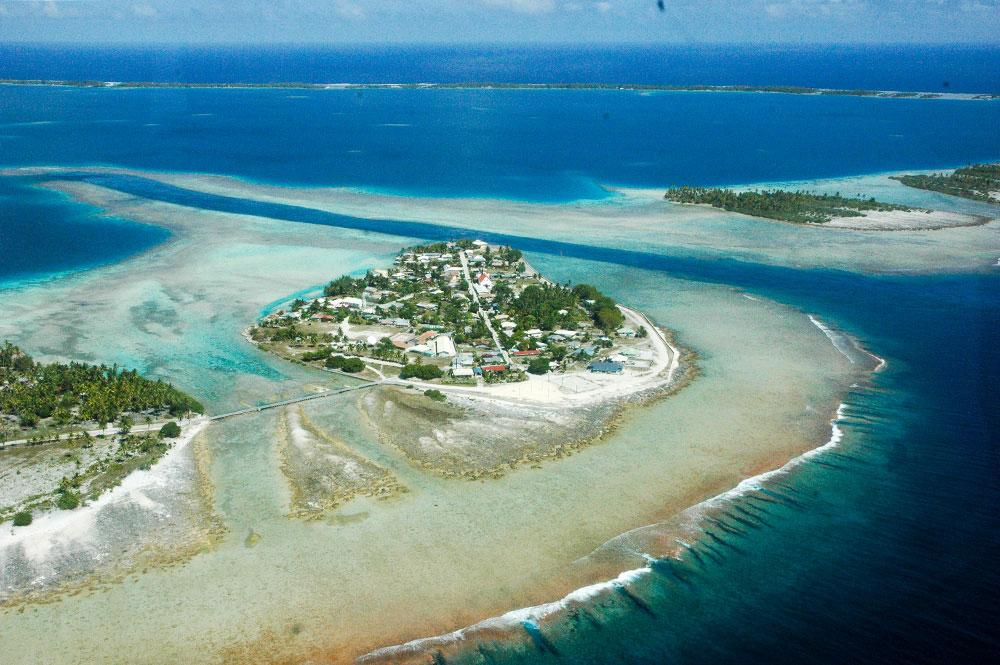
[10,165,998,275]
[279,404,402,515]
[0,171,870,664]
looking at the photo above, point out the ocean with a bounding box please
[2,43,999,94]
[0,45,999,664]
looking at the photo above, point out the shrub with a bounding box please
[57,492,80,511]
[301,348,333,361]
[12,511,32,527]
[399,363,443,380]
[324,355,366,373]
[527,357,550,375]
[424,389,446,402]
[159,421,182,439]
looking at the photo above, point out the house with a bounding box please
[500,320,517,331]
[588,361,624,374]
[380,317,411,328]
[481,365,506,372]
[454,353,475,367]
[330,297,364,309]
[310,314,337,322]
[452,367,474,378]
[575,346,597,357]
[472,240,489,248]
[416,302,438,311]
[554,329,578,338]
[390,332,416,349]
[619,347,640,358]
[468,255,486,266]
[525,328,543,338]
[617,326,637,338]
[475,272,493,291]
[417,331,438,344]
[610,354,628,363]
[407,344,435,357]
[512,350,541,357]
[481,355,505,365]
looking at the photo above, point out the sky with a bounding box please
[0,0,998,44]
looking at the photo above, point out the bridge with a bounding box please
[0,379,379,449]
[208,380,378,421]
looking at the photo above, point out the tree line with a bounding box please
[663,186,911,224]
[0,342,203,430]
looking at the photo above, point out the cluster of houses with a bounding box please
[260,240,659,383]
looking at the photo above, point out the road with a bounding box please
[459,247,512,365]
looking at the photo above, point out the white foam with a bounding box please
[809,314,887,371]
[359,566,652,662]
[360,401,852,663]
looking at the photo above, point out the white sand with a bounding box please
[0,420,209,557]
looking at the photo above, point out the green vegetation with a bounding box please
[423,389,447,402]
[0,342,203,438]
[12,511,32,527]
[399,363,444,381]
[664,186,912,224]
[324,355,366,373]
[159,421,182,439]
[57,491,80,511]
[572,284,625,331]
[891,163,1000,202]
[527,357,551,375]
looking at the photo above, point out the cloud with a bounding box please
[131,3,157,17]
[481,0,557,14]
[332,0,365,19]
[764,0,862,18]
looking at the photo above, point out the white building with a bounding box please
[429,334,457,357]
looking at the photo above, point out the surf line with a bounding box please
[808,314,887,372]
[357,401,850,663]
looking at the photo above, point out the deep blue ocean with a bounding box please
[1,46,999,663]
[2,43,999,94]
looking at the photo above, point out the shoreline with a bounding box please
[0,419,208,548]
[358,398,854,664]
[2,79,997,101]
[353,311,879,664]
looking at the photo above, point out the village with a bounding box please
[248,239,674,403]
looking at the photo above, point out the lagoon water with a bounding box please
[1,60,999,664]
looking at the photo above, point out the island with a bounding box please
[892,162,1000,202]
[663,185,991,229]
[3,79,998,100]
[248,239,685,482]
[1,343,203,526]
